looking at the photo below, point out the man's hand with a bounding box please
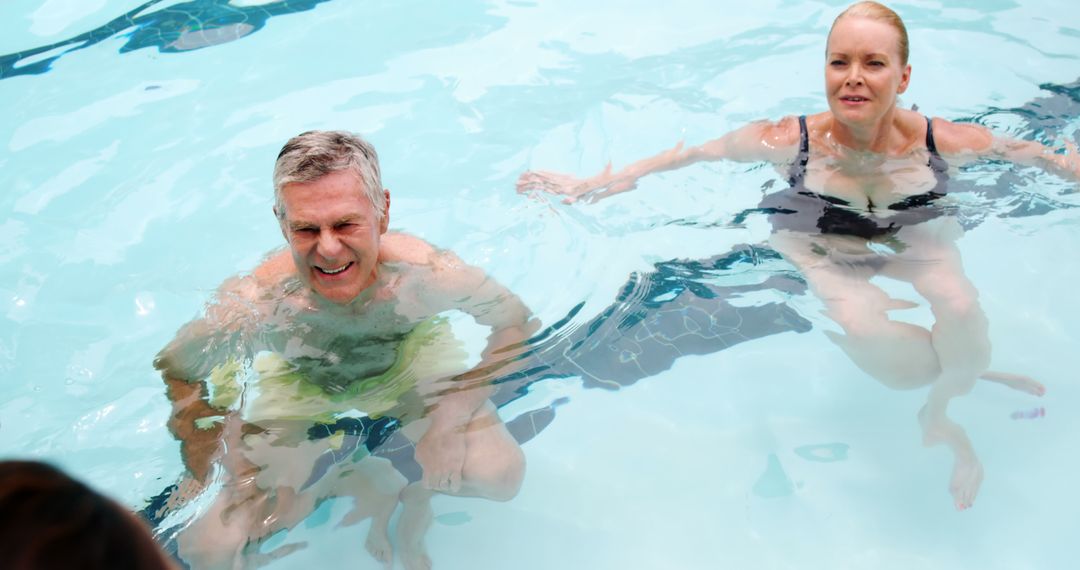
[414,419,467,493]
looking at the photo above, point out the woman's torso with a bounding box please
[759,112,951,241]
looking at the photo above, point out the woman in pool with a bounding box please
[518,1,1078,510]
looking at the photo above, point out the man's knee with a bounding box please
[480,450,525,502]
[464,440,525,502]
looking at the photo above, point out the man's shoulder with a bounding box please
[379,232,476,295]
[252,248,296,286]
[379,231,443,267]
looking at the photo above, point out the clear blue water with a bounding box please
[2,1,1079,569]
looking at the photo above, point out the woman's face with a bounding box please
[825,16,911,127]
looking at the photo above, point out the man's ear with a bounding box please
[379,189,391,234]
[274,207,289,241]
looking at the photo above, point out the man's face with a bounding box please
[278,170,389,305]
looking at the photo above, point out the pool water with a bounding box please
[2,1,1079,569]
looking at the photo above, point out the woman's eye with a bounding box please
[830,60,846,67]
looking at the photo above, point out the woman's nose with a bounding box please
[845,65,863,86]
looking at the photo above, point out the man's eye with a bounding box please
[830,60,846,67]
[294,228,317,235]
[335,223,358,231]
[869,60,885,67]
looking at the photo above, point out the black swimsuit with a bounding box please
[753,115,950,240]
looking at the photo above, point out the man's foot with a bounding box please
[365,527,393,569]
[364,491,398,570]
[334,459,405,569]
[400,546,432,570]
[397,484,434,570]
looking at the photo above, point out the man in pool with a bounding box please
[155,130,537,570]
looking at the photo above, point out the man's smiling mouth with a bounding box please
[316,262,353,275]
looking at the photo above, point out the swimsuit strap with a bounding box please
[798,115,810,154]
[924,115,949,174]
[787,115,810,185]
[925,115,939,155]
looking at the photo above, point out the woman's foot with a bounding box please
[980,371,1046,396]
[918,406,983,510]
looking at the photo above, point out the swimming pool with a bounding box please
[2,0,1079,568]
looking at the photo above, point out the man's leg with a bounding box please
[397,400,524,570]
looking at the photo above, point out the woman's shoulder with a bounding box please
[711,115,804,163]
[802,112,842,147]
[756,114,805,147]
[926,115,994,155]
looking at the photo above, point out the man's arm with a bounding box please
[159,371,225,483]
[154,276,259,483]
[410,247,539,492]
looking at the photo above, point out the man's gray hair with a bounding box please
[272,130,385,220]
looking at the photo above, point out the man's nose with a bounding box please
[316,230,344,258]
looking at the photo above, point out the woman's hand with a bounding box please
[516,164,637,204]
[1064,140,1080,192]
[516,170,591,199]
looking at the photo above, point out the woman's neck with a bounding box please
[829,106,900,154]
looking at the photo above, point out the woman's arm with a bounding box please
[516,116,802,203]
[932,119,1080,183]
[991,137,1080,183]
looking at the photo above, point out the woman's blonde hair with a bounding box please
[828,1,910,65]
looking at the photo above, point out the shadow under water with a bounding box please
[0,0,335,80]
